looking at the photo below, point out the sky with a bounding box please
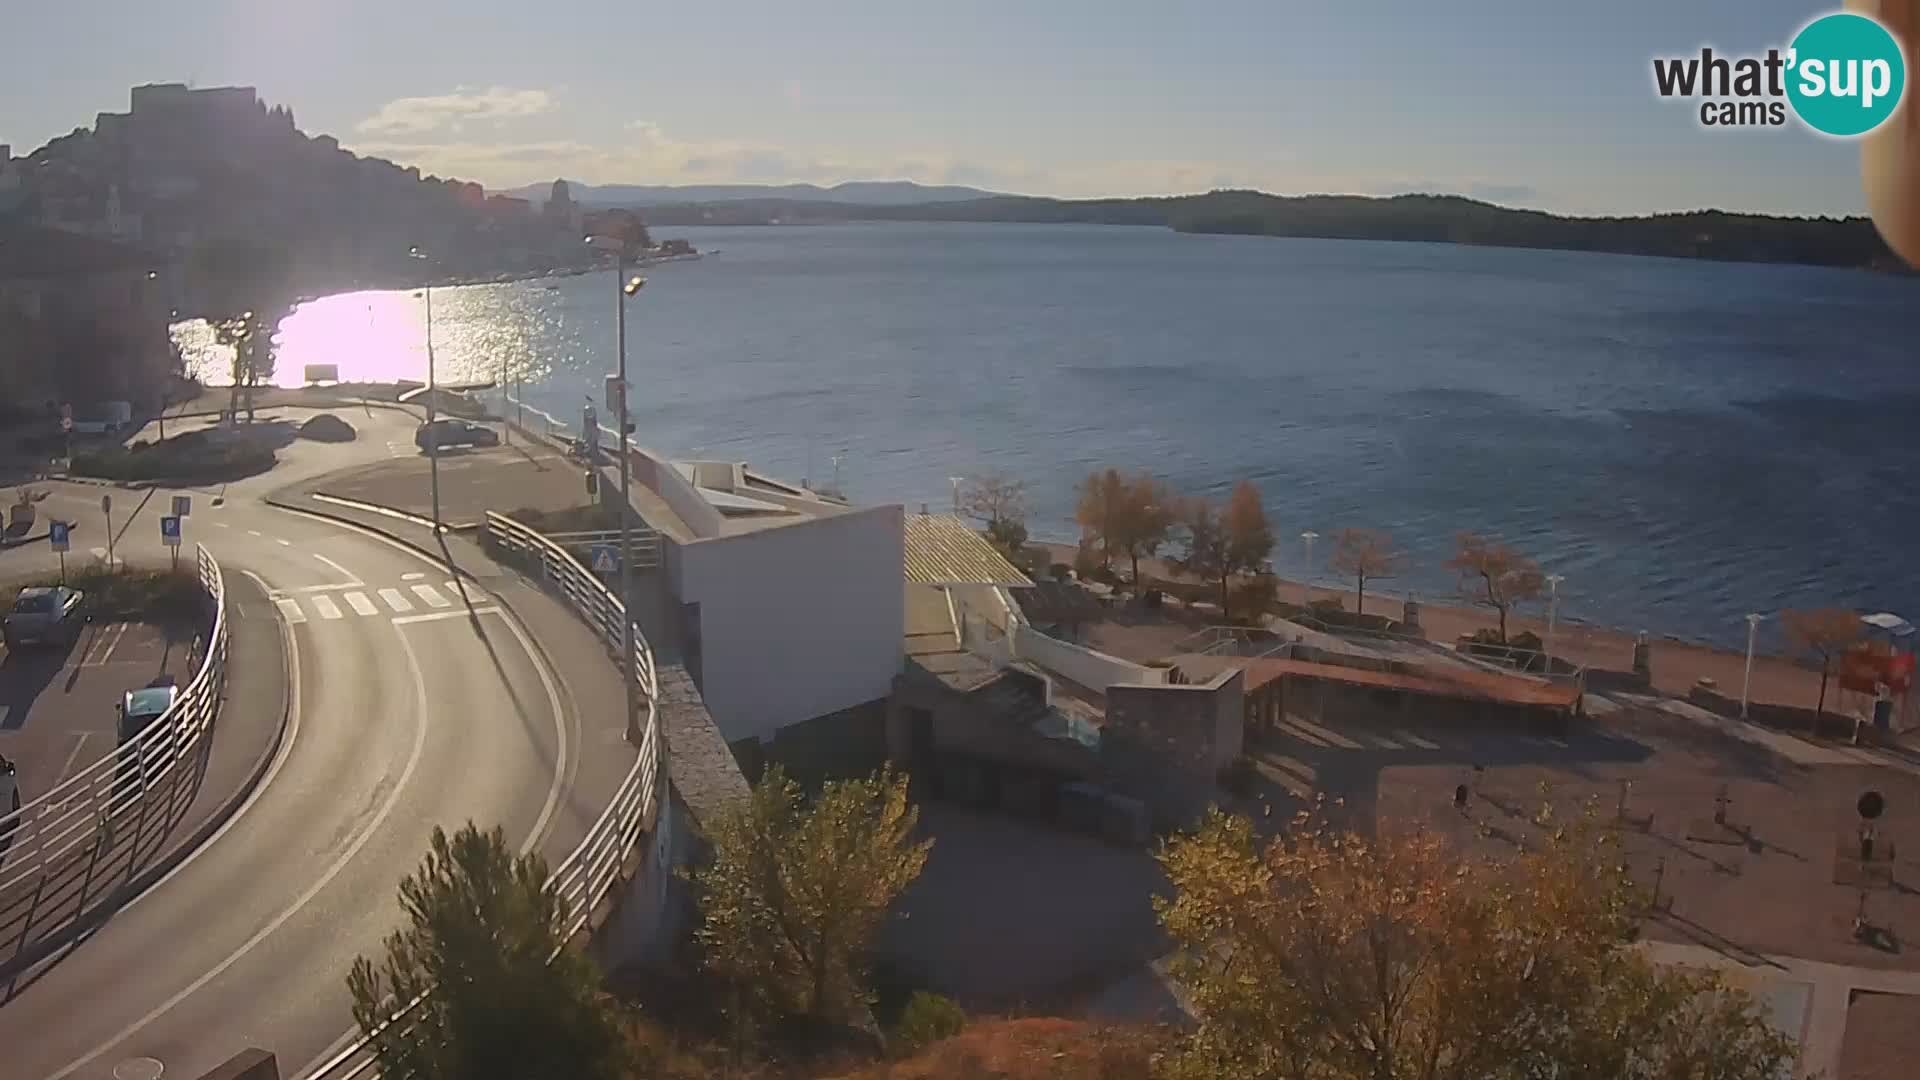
[0,0,1886,216]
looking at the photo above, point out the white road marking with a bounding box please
[213,522,230,529]
[83,623,130,666]
[309,595,343,620]
[292,583,370,595]
[392,606,500,625]
[411,583,451,609]
[276,537,292,547]
[274,598,307,625]
[55,733,92,786]
[247,530,263,538]
[378,588,413,613]
[343,591,378,617]
[47,607,424,1080]
[311,553,360,584]
[401,572,425,581]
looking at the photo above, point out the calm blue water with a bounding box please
[221,223,1920,649]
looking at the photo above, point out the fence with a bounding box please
[303,512,663,1080]
[0,544,228,976]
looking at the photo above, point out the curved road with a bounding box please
[0,455,609,1079]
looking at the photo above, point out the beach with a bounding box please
[1031,541,1856,722]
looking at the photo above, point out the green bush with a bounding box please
[72,439,275,483]
[891,991,966,1052]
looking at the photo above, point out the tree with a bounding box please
[1446,532,1544,642]
[1155,806,1796,1080]
[1178,497,1233,617]
[694,765,931,1023]
[1074,468,1127,572]
[346,823,628,1080]
[961,472,1029,557]
[212,308,280,423]
[1782,607,1863,718]
[1329,527,1403,617]
[1222,480,1274,582]
[1110,473,1176,585]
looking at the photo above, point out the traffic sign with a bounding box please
[49,521,70,553]
[62,416,73,434]
[590,543,619,573]
[100,493,112,515]
[172,494,192,517]
[160,516,182,547]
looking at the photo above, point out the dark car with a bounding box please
[414,419,499,452]
[3,586,86,649]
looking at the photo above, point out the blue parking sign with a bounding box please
[49,521,70,553]
[160,515,182,547]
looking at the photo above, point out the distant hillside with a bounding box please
[638,190,1901,270]
[509,179,1002,207]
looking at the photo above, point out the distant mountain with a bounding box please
[507,179,1004,207]
[634,190,1902,271]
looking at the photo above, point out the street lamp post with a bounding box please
[1545,573,1565,670]
[949,476,964,514]
[408,247,441,534]
[1742,613,1763,719]
[586,232,647,745]
[1299,530,1319,609]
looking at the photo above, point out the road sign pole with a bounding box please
[103,502,115,570]
[58,550,66,585]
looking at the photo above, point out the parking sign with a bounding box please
[160,516,182,547]
[49,521,70,553]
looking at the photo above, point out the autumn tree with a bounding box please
[1447,532,1544,642]
[694,765,931,1024]
[1782,606,1864,718]
[1156,806,1796,1080]
[1111,473,1176,585]
[213,308,280,423]
[1074,468,1127,572]
[960,472,1029,556]
[1178,497,1233,616]
[346,823,629,1080]
[1223,480,1274,580]
[1329,527,1404,617]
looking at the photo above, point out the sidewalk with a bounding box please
[0,572,290,984]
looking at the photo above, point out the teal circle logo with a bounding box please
[1786,12,1907,137]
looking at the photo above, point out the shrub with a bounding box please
[1229,576,1279,623]
[298,413,357,442]
[1309,596,1345,615]
[1219,755,1260,799]
[891,991,967,1052]
[1072,542,1102,580]
[985,518,1027,557]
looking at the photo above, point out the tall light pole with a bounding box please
[408,247,441,534]
[1742,613,1764,719]
[586,231,646,745]
[948,476,964,514]
[1545,573,1564,670]
[1299,530,1319,609]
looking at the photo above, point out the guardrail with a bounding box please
[0,544,228,974]
[304,512,663,1080]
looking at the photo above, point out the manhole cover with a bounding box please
[114,1058,164,1080]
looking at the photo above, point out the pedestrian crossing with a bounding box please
[269,581,471,625]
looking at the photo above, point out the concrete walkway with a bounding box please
[1643,940,1920,1078]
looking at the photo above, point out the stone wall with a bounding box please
[1102,668,1245,827]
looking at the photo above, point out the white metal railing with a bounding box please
[0,544,228,973]
[304,512,663,1080]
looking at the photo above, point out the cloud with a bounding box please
[356,87,554,137]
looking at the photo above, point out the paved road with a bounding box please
[0,436,627,1079]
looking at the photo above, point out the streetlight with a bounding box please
[1299,530,1319,609]
[1545,573,1565,671]
[408,246,441,534]
[948,476,964,515]
[585,230,647,746]
[1742,613,1764,719]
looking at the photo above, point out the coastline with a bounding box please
[1031,541,1841,716]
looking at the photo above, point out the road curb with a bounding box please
[263,491,480,571]
[0,574,295,983]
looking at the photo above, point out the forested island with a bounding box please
[640,190,1902,271]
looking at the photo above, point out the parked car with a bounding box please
[3,586,86,649]
[118,685,179,746]
[414,419,499,452]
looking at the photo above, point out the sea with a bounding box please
[176,221,1920,651]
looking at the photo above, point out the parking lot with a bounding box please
[1,619,201,806]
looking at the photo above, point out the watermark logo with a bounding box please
[1652,11,1907,137]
